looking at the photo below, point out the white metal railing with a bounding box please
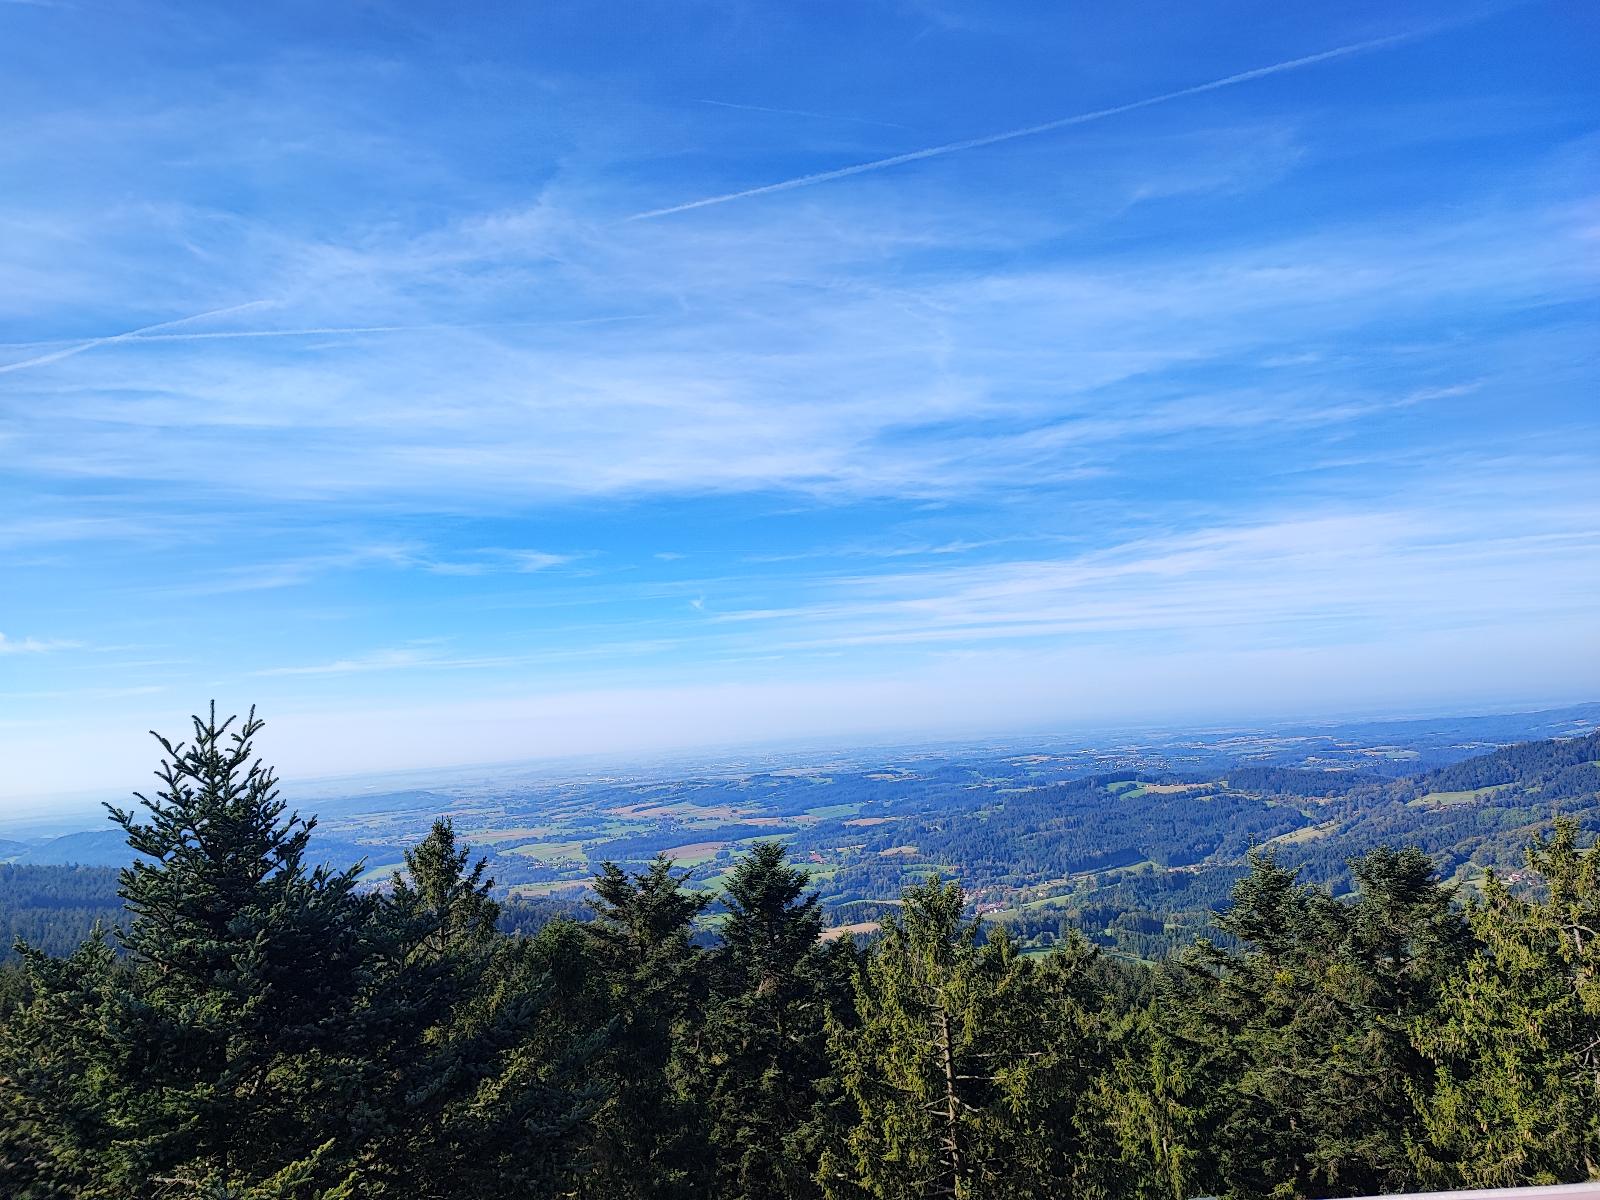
[1336,1185,1600,1200]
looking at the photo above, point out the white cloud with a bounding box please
[4,197,1593,509]
[708,484,1600,654]
[253,648,438,677]
[0,13,1594,804]
[168,545,576,594]
[505,550,573,573]
[420,549,574,576]
[0,633,78,654]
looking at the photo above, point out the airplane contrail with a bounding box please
[0,314,650,365]
[0,300,273,376]
[0,324,421,352]
[630,29,1422,221]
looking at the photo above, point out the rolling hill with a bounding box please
[4,728,1595,963]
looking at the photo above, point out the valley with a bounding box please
[10,703,1597,962]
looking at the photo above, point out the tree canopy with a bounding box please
[2,706,1598,1199]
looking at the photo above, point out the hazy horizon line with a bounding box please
[4,694,1594,831]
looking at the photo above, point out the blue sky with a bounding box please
[2,0,1597,803]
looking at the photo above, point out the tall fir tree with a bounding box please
[0,706,378,1197]
[1153,846,1466,1199]
[697,842,851,1200]
[578,854,713,1200]
[0,708,598,1200]
[819,876,1102,1200]
[1414,817,1600,1186]
[362,818,600,1199]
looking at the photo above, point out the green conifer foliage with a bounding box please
[0,934,125,1199]
[1415,817,1600,1186]
[389,817,501,960]
[720,841,825,990]
[0,706,377,1197]
[697,842,849,1200]
[0,708,597,1200]
[820,876,1101,1200]
[578,854,713,1200]
[6,705,1600,1198]
[1091,1004,1208,1200]
[365,817,600,1199]
[1152,846,1467,1199]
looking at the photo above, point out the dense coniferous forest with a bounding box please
[2,708,1599,1198]
[0,864,122,959]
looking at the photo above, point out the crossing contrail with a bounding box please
[0,300,273,376]
[0,314,651,370]
[629,29,1423,221]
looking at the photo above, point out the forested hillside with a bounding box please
[805,730,1600,958]
[1399,730,1600,798]
[0,863,121,958]
[6,726,1598,964]
[1275,731,1600,885]
[2,708,1598,1198]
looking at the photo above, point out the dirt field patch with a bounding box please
[465,825,554,844]
[820,921,881,942]
[660,840,731,864]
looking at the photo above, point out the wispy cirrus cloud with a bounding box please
[252,636,681,677]
[697,462,1600,655]
[0,515,163,548]
[420,549,576,576]
[694,99,908,130]
[6,195,1594,507]
[167,545,578,594]
[0,633,80,654]
[253,647,441,677]
[1,0,1595,797]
